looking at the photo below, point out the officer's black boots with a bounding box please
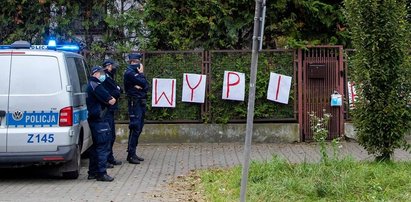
[87,174,96,180]
[110,159,123,165]
[97,174,114,182]
[127,156,141,164]
[128,158,140,164]
[88,174,114,182]
[128,155,144,161]
[106,163,114,169]
[107,160,122,168]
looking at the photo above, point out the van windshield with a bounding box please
[10,55,62,94]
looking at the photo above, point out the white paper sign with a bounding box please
[222,71,245,101]
[267,72,292,104]
[152,78,176,108]
[182,73,207,103]
[347,81,357,109]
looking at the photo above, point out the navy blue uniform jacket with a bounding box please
[86,77,113,122]
[123,65,148,99]
[102,70,121,111]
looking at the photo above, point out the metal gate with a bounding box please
[298,46,344,141]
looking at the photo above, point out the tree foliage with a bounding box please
[144,0,348,50]
[0,0,104,47]
[345,0,411,161]
[1,0,348,50]
[0,0,50,44]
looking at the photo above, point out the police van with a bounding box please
[0,40,92,179]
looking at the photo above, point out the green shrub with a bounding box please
[144,52,204,121]
[209,51,295,123]
[345,0,411,161]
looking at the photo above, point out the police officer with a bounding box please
[123,53,148,164]
[101,59,122,167]
[86,66,116,182]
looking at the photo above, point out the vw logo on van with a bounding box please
[12,111,24,121]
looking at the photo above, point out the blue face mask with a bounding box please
[98,74,106,82]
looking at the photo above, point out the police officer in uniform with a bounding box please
[86,66,116,182]
[123,53,148,164]
[101,59,122,167]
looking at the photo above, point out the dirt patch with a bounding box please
[145,170,206,202]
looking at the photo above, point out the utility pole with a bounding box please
[240,0,266,201]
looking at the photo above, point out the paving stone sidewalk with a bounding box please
[1,141,411,202]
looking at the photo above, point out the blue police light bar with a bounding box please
[30,44,80,53]
[0,40,80,53]
[0,45,11,49]
[47,39,57,50]
[48,40,57,47]
[56,45,80,52]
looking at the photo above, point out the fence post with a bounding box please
[201,50,211,122]
[297,48,303,141]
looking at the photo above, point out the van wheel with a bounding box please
[62,145,80,179]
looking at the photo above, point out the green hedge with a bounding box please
[144,51,203,121]
[209,50,295,123]
[84,50,295,123]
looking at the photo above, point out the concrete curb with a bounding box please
[115,123,300,143]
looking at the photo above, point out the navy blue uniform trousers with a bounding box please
[104,111,117,163]
[127,98,146,157]
[88,121,111,176]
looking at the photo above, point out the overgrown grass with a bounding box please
[199,157,411,201]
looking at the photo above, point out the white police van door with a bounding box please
[7,53,63,152]
[66,56,91,152]
[0,53,11,152]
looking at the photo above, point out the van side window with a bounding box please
[83,59,90,76]
[10,56,61,94]
[74,58,88,92]
[66,57,81,93]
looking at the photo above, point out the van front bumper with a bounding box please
[0,145,76,167]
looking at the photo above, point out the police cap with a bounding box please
[91,66,104,75]
[128,53,142,60]
[102,59,115,67]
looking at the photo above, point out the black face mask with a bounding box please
[111,68,117,76]
[130,64,140,71]
[104,69,114,77]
